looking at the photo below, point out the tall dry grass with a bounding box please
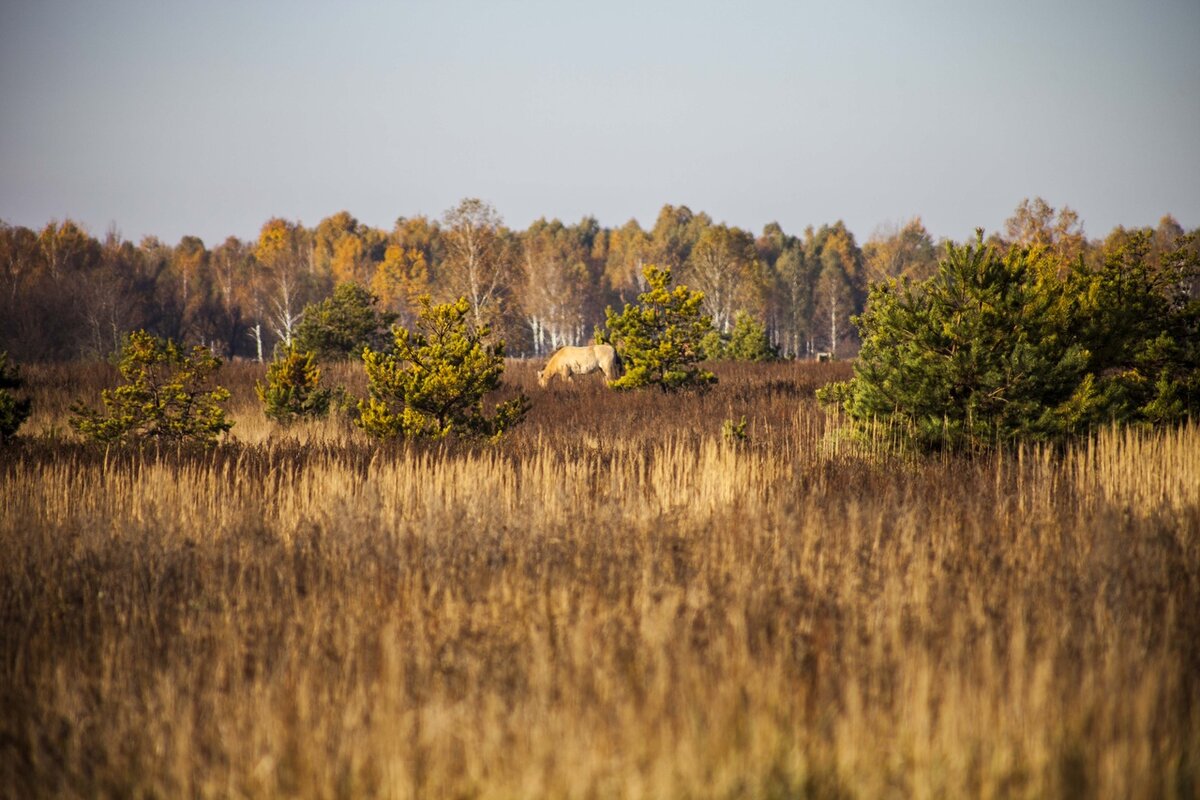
[1,360,1197,798]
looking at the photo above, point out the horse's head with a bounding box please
[536,369,548,388]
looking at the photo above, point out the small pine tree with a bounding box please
[256,347,332,424]
[722,415,749,444]
[357,296,529,440]
[602,265,716,391]
[724,312,779,362]
[700,329,727,361]
[71,330,233,445]
[294,282,397,361]
[0,351,32,444]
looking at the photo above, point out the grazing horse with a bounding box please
[537,344,622,388]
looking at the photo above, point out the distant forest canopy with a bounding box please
[1,198,1193,363]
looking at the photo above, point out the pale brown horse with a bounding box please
[536,344,622,388]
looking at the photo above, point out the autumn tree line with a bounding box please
[1,197,1194,364]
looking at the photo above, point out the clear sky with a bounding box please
[2,0,1198,246]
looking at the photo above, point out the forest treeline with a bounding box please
[1,197,1193,363]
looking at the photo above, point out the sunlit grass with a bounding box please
[1,360,1196,798]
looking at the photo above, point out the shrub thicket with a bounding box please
[358,296,529,439]
[70,331,232,445]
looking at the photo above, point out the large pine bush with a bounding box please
[820,232,1199,450]
[294,282,396,361]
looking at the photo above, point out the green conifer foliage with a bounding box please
[256,347,332,423]
[725,312,779,362]
[1070,230,1200,422]
[820,232,1200,450]
[0,351,32,444]
[700,312,778,361]
[357,297,529,440]
[602,265,716,391]
[699,330,726,361]
[293,282,397,361]
[70,331,232,445]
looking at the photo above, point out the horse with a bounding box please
[537,344,622,388]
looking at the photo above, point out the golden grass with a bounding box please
[1,360,1197,798]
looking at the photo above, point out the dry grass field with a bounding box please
[2,360,1198,798]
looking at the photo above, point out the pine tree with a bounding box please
[602,265,716,391]
[0,351,32,444]
[820,232,1200,450]
[357,297,529,440]
[700,312,778,362]
[256,346,332,424]
[819,236,1092,449]
[1070,230,1200,422]
[293,282,396,361]
[71,330,232,445]
[725,311,779,362]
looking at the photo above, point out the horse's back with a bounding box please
[549,345,592,370]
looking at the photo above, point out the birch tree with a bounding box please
[685,224,759,333]
[255,218,310,348]
[520,219,594,355]
[441,199,512,329]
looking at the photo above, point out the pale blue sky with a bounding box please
[2,0,1197,245]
